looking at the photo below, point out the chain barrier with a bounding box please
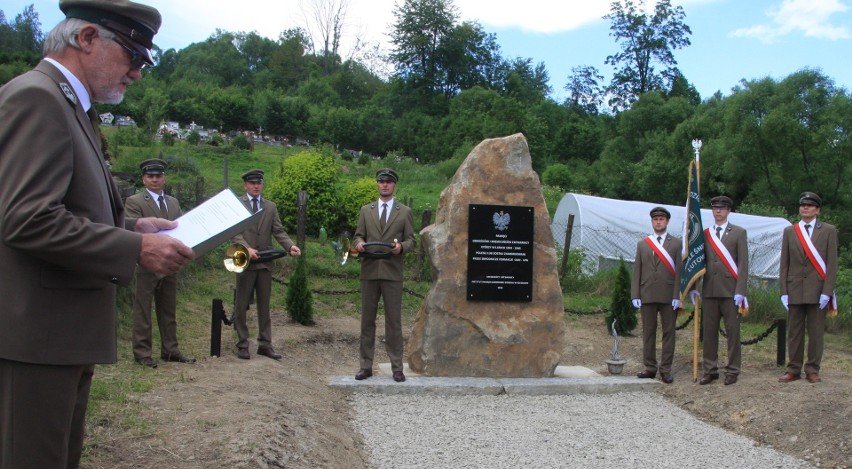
[719,318,781,345]
[564,307,607,315]
[675,313,694,330]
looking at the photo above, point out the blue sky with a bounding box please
[5,0,850,101]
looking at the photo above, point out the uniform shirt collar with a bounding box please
[798,219,815,236]
[146,188,164,199]
[378,198,395,211]
[44,57,92,112]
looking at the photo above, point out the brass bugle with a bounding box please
[339,238,397,265]
[223,243,289,273]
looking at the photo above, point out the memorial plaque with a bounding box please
[467,204,534,301]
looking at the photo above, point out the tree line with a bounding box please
[1,0,849,249]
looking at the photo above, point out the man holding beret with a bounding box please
[0,2,194,467]
[231,169,301,360]
[695,195,749,386]
[632,207,682,384]
[778,192,838,384]
[353,169,416,382]
[125,159,196,368]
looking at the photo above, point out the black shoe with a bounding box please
[636,370,655,379]
[724,374,738,385]
[136,357,158,368]
[355,369,373,380]
[660,373,674,384]
[392,371,406,382]
[161,353,196,363]
[237,348,250,360]
[699,374,719,385]
[257,346,282,360]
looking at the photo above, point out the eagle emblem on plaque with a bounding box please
[492,211,510,231]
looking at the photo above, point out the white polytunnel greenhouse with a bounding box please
[550,193,792,286]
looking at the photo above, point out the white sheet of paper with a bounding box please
[160,189,256,251]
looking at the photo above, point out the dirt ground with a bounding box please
[85,312,851,469]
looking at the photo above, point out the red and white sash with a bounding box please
[644,236,675,277]
[793,223,838,314]
[704,228,751,314]
[704,228,738,279]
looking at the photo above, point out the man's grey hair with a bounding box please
[43,18,115,56]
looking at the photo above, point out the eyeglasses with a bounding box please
[113,38,146,70]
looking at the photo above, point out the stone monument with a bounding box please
[407,133,565,377]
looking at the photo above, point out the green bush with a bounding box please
[605,258,637,336]
[111,126,153,147]
[161,133,176,146]
[340,177,380,232]
[264,148,340,234]
[185,131,200,145]
[285,254,314,325]
[231,134,251,150]
[542,163,571,190]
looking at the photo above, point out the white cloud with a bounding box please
[730,0,851,43]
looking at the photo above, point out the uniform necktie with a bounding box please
[87,107,106,157]
[157,195,165,214]
[716,226,722,239]
[804,224,811,236]
[252,198,259,213]
[657,235,662,245]
[380,203,388,228]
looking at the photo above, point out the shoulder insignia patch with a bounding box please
[59,82,76,105]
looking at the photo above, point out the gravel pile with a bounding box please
[351,392,810,468]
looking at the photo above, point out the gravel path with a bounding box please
[351,392,811,469]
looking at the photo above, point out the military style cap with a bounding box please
[649,206,671,219]
[139,158,166,175]
[241,169,264,182]
[376,168,399,183]
[60,0,162,66]
[710,195,733,208]
[799,191,821,207]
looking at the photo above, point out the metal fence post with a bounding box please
[210,298,224,357]
[559,214,575,284]
[776,318,786,366]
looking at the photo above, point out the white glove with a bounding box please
[689,290,700,304]
[632,299,642,308]
[672,299,682,310]
[781,295,789,311]
[734,294,745,308]
[819,294,830,310]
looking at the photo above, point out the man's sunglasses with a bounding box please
[113,38,147,70]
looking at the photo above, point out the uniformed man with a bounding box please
[695,195,749,386]
[232,169,301,360]
[632,207,682,383]
[125,159,195,368]
[0,1,193,466]
[778,192,838,384]
[352,168,416,382]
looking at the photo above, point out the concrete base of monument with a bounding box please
[329,363,662,396]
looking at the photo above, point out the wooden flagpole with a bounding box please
[693,299,700,382]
